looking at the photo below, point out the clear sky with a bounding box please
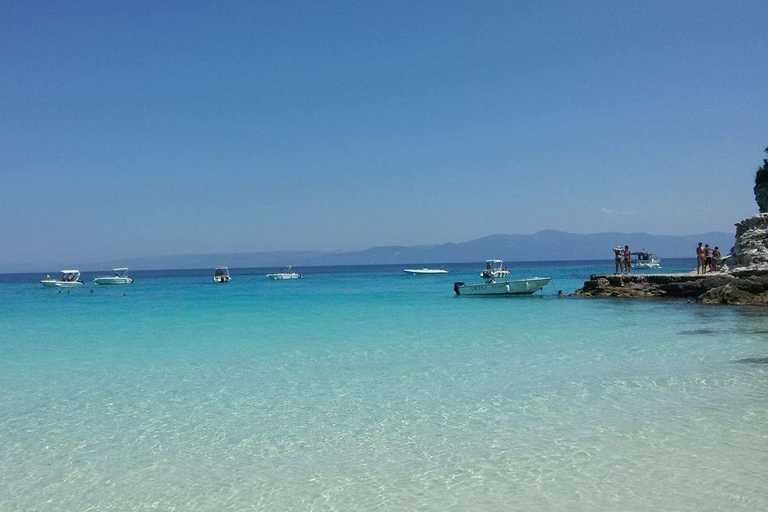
[1,1,766,267]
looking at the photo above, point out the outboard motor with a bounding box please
[454,282,464,295]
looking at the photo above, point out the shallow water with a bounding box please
[1,261,767,510]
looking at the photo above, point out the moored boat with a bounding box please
[41,270,84,288]
[480,259,510,279]
[631,251,661,269]
[404,267,448,275]
[213,267,231,282]
[94,268,133,285]
[454,277,551,296]
[267,265,302,280]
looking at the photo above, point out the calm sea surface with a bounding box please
[1,260,766,510]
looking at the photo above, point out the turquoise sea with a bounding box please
[1,260,767,510]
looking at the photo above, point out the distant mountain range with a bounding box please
[66,230,734,272]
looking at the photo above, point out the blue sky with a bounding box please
[1,1,766,267]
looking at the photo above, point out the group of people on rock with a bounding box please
[696,243,721,274]
[613,245,632,274]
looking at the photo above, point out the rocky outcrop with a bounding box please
[576,209,768,305]
[723,213,768,269]
[576,270,768,305]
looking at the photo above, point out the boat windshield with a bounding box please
[486,260,504,270]
[631,252,655,261]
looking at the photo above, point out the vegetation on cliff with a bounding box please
[754,146,768,213]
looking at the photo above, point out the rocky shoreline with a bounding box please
[575,212,768,305]
[575,270,768,305]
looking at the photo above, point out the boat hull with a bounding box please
[41,280,84,288]
[266,273,302,280]
[94,277,133,285]
[404,269,448,275]
[454,277,551,296]
[213,276,231,282]
[634,262,661,269]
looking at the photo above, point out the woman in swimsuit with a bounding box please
[696,242,705,274]
[623,245,631,273]
[614,247,623,274]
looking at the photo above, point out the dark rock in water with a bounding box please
[699,283,760,305]
[732,357,768,364]
[678,329,717,335]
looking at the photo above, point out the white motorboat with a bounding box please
[94,268,133,285]
[213,267,231,282]
[41,270,84,288]
[631,251,661,269]
[480,259,510,279]
[404,267,448,275]
[267,265,302,280]
[454,277,551,296]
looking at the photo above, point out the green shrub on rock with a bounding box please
[754,147,768,213]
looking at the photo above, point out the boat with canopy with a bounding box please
[94,268,134,285]
[631,251,661,269]
[213,267,231,282]
[480,259,510,279]
[41,270,84,288]
[266,265,302,280]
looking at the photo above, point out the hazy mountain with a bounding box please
[49,230,734,272]
[307,230,734,266]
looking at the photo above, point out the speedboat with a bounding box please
[213,267,231,282]
[454,277,551,296]
[480,259,510,279]
[632,251,661,269]
[41,270,84,288]
[94,268,133,285]
[404,267,448,275]
[267,265,302,280]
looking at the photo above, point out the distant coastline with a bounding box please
[0,230,731,274]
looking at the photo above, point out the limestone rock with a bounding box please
[724,213,768,269]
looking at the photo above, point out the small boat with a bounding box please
[94,267,133,285]
[632,251,661,269]
[41,270,84,288]
[480,259,510,279]
[404,267,448,275]
[454,277,551,296]
[213,267,231,283]
[267,265,302,280]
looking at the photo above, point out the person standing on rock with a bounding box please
[623,245,632,273]
[697,242,705,274]
[712,246,721,272]
[613,247,623,274]
[704,244,712,274]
